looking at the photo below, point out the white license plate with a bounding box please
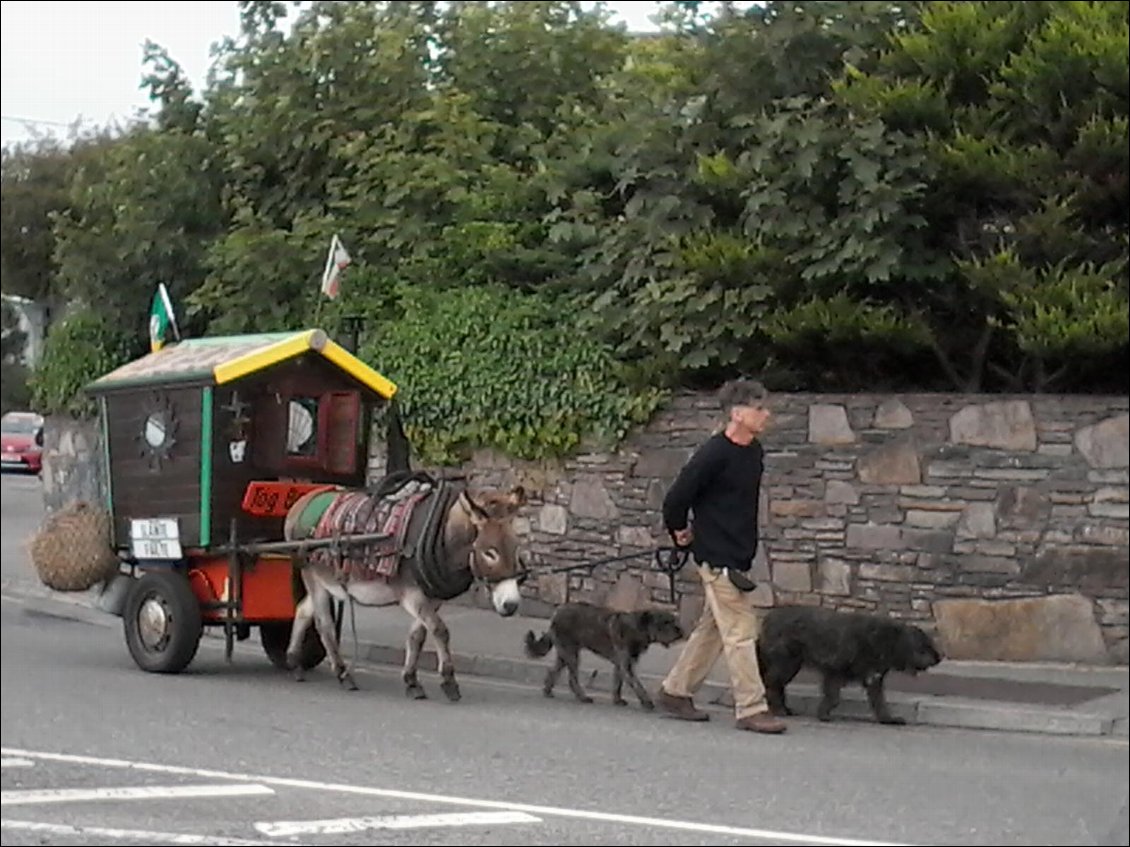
[131,539,183,560]
[129,518,182,560]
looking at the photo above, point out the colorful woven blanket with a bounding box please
[309,479,433,581]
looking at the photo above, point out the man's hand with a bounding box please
[672,527,693,547]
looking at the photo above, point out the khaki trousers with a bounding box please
[662,563,768,719]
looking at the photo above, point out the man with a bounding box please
[656,378,786,734]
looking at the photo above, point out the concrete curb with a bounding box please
[360,642,1120,739]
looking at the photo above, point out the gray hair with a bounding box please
[718,378,769,411]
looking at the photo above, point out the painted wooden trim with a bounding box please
[199,386,213,547]
[212,330,319,385]
[320,339,398,399]
[98,395,115,546]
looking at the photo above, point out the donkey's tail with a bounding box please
[524,629,554,659]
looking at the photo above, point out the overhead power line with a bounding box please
[1,114,74,128]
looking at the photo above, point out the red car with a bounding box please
[1,411,44,474]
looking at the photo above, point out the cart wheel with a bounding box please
[123,571,203,674]
[260,621,326,671]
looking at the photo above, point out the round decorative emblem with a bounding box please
[137,393,179,471]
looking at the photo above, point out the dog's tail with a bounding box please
[524,629,554,659]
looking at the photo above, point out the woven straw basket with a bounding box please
[29,501,120,592]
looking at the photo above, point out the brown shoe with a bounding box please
[657,688,710,722]
[736,712,787,734]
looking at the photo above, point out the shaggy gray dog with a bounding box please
[525,603,686,710]
[756,605,943,725]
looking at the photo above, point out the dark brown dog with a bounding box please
[524,602,686,709]
[756,605,943,725]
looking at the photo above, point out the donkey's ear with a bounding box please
[508,486,527,508]
[457,491,490,525]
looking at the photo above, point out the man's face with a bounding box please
[731,402,772,436]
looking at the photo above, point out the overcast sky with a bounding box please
[1,1,672,147]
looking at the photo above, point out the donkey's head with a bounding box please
[453,485,528,617]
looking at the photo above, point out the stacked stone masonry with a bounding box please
[43,392,1128,665]
[369,393,1129,665]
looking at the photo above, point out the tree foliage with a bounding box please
[1,300,31,415]
[30,309,142,418]
[9,0,1126,449]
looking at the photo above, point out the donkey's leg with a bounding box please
[428,605,461,702]
[286,591,316,683]
[404,590,461,702]
[400,589,448,700]
[402,618,428,700]
[319,596,358,691]
[303,573,355,690]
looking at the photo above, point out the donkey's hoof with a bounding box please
[441,679,462,702]
[612,697,628,707]
[406,683,427,700]
[291,666,306,683]
[339,673,359,691]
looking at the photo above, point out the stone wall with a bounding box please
[372,393,1129,665]
[42,394,1127,664]
[40,415,108,515]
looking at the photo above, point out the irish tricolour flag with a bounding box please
[149,283,181,352]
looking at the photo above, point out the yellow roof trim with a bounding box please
[213,330,320,386]
[210,328,398,399]
[321,339,398,399]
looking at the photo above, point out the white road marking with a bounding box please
[0,758,34,768]
[1,783,274,806]
[1,819,278,846]
[1,747,911,846]
[256,810,541,837]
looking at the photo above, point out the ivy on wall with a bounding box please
[361,283,666,465]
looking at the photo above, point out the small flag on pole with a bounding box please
[149,283,181,353]
[320,234,352,300]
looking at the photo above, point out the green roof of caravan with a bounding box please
[84,329,397,399]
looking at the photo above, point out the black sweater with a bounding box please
[662,432,764,572]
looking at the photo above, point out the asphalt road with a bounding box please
[2,473,1128,847]
[1,470,44,588]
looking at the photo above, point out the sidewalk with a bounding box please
[5,575,1127,739]
[332,595,1130,739]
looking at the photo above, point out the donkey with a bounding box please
[282,480,527,701]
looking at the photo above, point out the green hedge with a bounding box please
[31,310,142,417]
[361,284,666,464]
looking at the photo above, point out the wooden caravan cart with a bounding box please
[84,328,398,674]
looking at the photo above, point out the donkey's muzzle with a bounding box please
[491,577,523,617]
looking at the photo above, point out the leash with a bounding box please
[532,545,691,604]
[538,545,690,576]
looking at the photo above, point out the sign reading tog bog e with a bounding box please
[129,518,182,560]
